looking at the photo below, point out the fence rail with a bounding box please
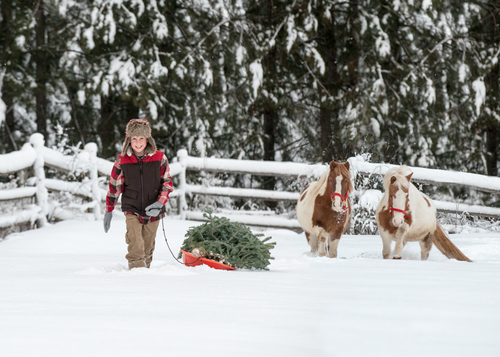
[173,150,500,224]
[349,157,500,195]
[2,135,500,234]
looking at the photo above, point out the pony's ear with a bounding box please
[390,176,397,184]
[330,161,337,170]
[343,161,350,170]
[405,173,413,182]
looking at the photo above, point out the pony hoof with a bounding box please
[393,256,402,260]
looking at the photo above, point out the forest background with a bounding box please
[1,0,500,197]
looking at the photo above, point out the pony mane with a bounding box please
[308,170,329,197]
[333,163,354,193]
[383,166,412,190]
[306,162,353,197]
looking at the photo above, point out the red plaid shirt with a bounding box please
[106,151,173,224]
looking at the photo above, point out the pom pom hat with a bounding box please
[121,119,157,156]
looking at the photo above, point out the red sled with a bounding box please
[181,250,236,271]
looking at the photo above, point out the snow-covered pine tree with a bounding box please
[56,0,170,158]
[0,0,33,152]
[0,1,51,152]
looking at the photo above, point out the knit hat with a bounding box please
[121,119,157,156]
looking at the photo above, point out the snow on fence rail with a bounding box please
[2,134,500,234]
[349,157,500,195]
[173,150,500,226]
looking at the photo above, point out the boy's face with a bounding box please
[131,136,147,155]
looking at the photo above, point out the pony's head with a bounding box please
[385,167,413,227]
[328,161,353,212]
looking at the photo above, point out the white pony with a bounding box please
[376,166,471,261]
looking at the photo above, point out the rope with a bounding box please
[161,215,201,266]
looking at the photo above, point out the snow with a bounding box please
[422,0,433,11]
[370,118,381,137]
[148,100,158,120]
[236,45,245,65]
[181,154,326,178]
[0,143,36,174]
[286,16,297,53]
[153,18,168,40]
[83,26,95,50]
[201,59,213,87]
[472,77,486,116]
[425,77,436,104]
[0,206,42,228]
[1,217,499,357]
[371,17,391,58]
[358,189,383,211]
[459,63,468,83]
[2,135,500,355]
[349,155,500,194]
[0,186,37,201]
[308,46,326,75]
[0,70,7,127]
[0,96,5,128]
[249,60,263,98]
[6,140,500,231]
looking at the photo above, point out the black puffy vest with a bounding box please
[120,151,163,216]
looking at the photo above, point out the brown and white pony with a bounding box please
[296,161,353,258]
[376,166,471,262]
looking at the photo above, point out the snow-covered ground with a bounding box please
[1,216,499,357]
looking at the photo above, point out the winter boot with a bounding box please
[128,259,146,269]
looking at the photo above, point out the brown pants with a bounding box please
[125,215,160,269]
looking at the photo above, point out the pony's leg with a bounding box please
[306,232,318,254]
[327,237,340,258]
[379,231,392,259]
[317,234,327,257]
[393,225,409,259]
[419,233,434,260]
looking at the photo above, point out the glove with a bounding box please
[145,201,163,217]
[103,211,113,233]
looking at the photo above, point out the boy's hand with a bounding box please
[145,201,163,217]
[103,211,113,233]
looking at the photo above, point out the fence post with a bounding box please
[177,149,188,220]
[29,133,48,227]
[84,142,101,220]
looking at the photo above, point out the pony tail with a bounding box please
[433,223,472,262]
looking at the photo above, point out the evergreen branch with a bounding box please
[304,61,333,99]
[178,19,232,66]
[403,37,454,81]
[179,209,275,269]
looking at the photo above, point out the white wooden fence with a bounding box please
[2,134,500,234]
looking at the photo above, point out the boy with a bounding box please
[103,119,173,269]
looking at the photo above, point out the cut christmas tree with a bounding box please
[178,208,276,270]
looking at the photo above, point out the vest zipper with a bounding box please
[139,157,144,213]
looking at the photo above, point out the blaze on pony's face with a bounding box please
[328,161,352,212]
[388,173,413,228]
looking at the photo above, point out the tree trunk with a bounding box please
[263,108,276,163]
[261,1,277,207]
[35,0,47,137]
[1,0,16,151]
[316,5,338,163]
[486,124,497,176]
[124,100,139,122]
[99,95,118,158]
[484,12,499,177]
[319,107,334,163]
[262,103,277,209]
[485,64,498,176]
[316,0,359,163]
[3,93,16,151]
